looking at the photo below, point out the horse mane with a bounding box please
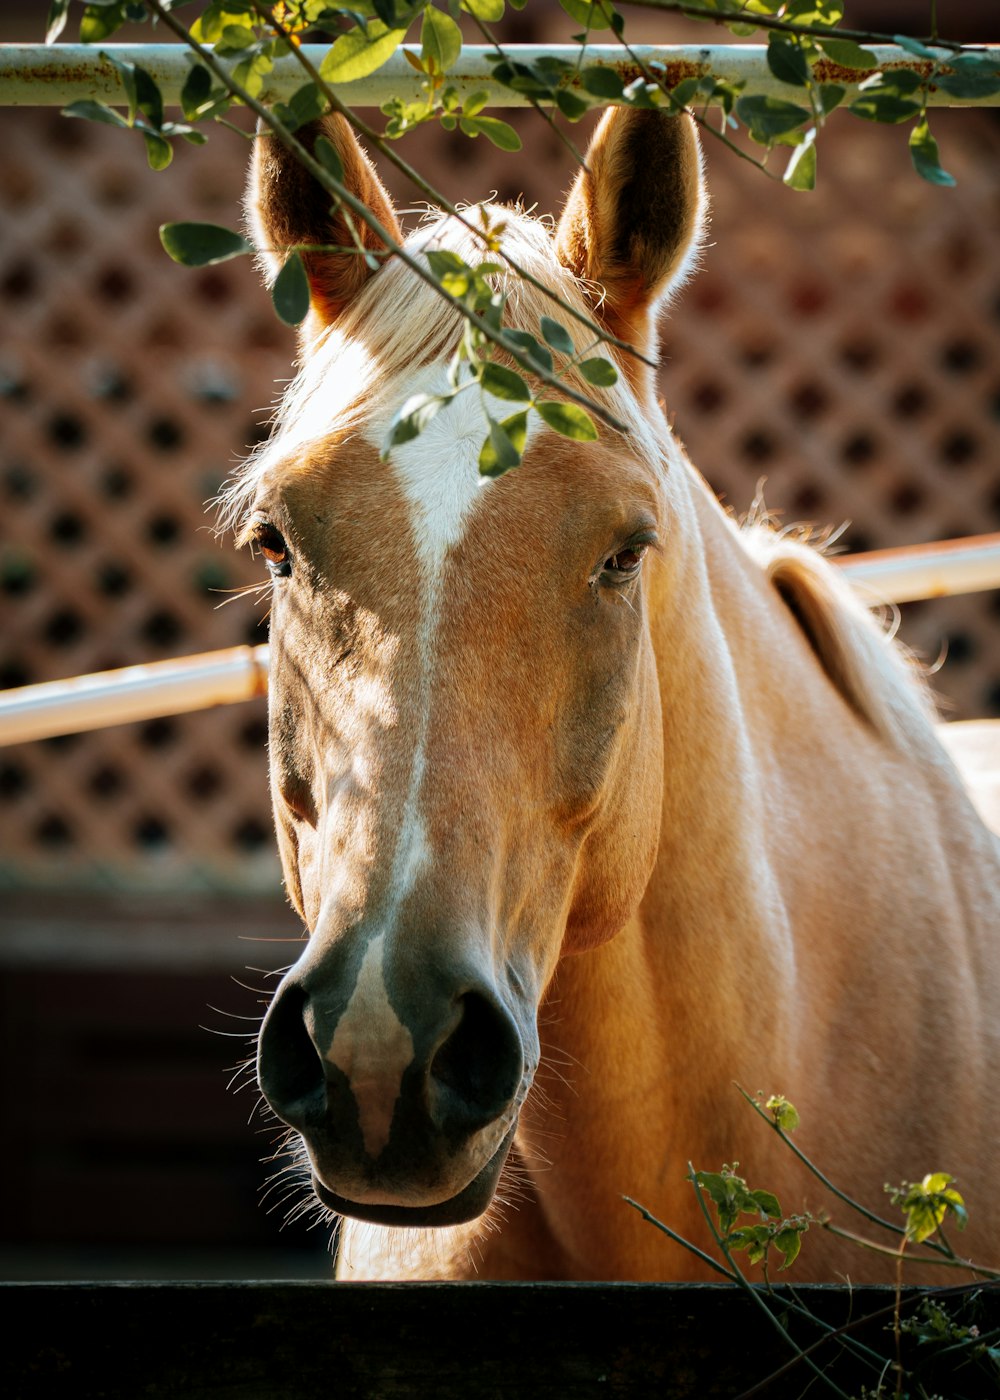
[739,517,940,755]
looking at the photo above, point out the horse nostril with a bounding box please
[429,991,523,1137]
[257,982,326,1129]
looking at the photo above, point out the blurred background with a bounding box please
[1,1,998,1278]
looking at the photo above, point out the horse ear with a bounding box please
[246,114,402,343]
[555,108,706,373]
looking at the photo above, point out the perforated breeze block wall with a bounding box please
[2,102,999,890]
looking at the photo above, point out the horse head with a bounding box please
[236,107,706,1228]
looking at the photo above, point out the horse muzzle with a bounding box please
[257,934,531,1225]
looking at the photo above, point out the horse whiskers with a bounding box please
[212,581,272,610]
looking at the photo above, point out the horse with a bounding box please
[226,105,1000,1281]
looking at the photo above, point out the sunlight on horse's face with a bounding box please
[244,105,704,1227]
[254,402,664,1222]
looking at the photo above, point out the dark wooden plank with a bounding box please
[3,1281,998,1399]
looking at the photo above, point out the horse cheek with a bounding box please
[561,652,663,954]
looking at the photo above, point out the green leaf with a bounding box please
[159,221,254,267]
[480,362,531,402]
[142,131,172,170]
[503,329,553,373]
[849,92,921,124]
[426,248,470,280]
[774,1225,804,1270]
[735,95,811,141]
[461,0,505,19]
[61,99,131,128]
[578,357,618,386]
[103,52,164,129]
[765,1095,800,1133]
[556,89,591,122]
[580,65,625,100]
[272,82,327,132]
[893,35,945,62]
[462,89,490,118]
[901,1173,967,1244]
[816,83,845,116]
[726,1225,770,1265]
[909,118,956,188]
[421,5,462,74]
[314,133,345,182]
[557,0,617,31]
[459,116,522,151]
[319,21,408,85]
[817,37,877,72]
[272,251,311,326]
[750,1189,782,1219]
[385,390,452,451]
[869,67,924,96]
[695,1170,744,1235]
[45,0,72,44]
[935,66,1000,100]
[479,412,526,477]
[181,64,212,121]
[214,22,258,54]
[539,316,574,355]
[783,131,816,191]
[785,0,842,24]
[766,37,810,89]
[667,76,703,110]
[81,4,131,44]
[536,400,598,441]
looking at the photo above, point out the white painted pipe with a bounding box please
[837,532,1000,605]
[0,644,269,747]
[0,44,997,108]
[2,536,999,746]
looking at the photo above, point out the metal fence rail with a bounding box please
[1,43,999,109]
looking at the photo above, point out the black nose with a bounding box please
[257,965,524,1154]
[428,989,524,1140]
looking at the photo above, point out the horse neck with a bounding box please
[510,463,943,1278]
[498,462,1000,1281]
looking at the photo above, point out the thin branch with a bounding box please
[821,1221,1000,1279]
[623,1195,737,1281]
[736,1088,921,1246]
[144,0,630,433]
[618,0,974,52]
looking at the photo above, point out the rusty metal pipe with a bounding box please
[0,44,997,109]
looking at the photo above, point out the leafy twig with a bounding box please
[144,0,630,434]
[251,2,656,370]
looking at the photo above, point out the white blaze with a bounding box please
[365,367,539,906]
[327,932,415,1158]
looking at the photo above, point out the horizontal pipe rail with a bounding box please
[1,44,998,109]
[1,535,998,747]
[0,645,270,748]
[835,531,1000,605]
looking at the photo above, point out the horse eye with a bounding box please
[252,522,291,578]
[601,545,646,582]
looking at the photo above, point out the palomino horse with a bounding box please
[229,106,1000,1280]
